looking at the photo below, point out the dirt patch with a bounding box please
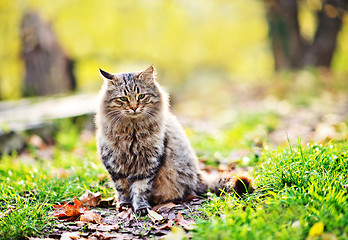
[40,197,207,240]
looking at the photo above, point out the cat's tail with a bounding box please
[200,170,254,197]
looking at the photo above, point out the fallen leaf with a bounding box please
[79,190,101,207]
[184,194,196,201]
[152,202,176,212]
[155,220,174,230]
[91,231,118,240]
[147,209,164,223]
[53,197,88,221]
[80,211,102,224]
[98,197,116,208]
[164,226,186,240]
[88,223,119,232]
[60,231,81,240]
[117,207,134,221]
[174,212,195,230]
[308,222,324,237]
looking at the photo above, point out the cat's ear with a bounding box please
[137,65,156,83]
[99,68,115,82]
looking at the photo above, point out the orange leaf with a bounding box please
[53,202,69,218]
[80,211,102,224]
[174,212,195,230]
[79,190,102,207]
[152,202,176,212]
[53,197,88,221]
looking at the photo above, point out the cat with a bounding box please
[95,65,252,216]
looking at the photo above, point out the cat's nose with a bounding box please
[129,101,138,112]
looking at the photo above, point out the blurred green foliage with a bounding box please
[0,0,348,100]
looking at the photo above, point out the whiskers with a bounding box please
[105,109,120,118]
[144,109,159,124]
[105,109,125,126]
[110,113,125,126]
[105,107,159,126]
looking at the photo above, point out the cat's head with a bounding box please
[99,65,164,120]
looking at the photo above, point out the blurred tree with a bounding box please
[21,11,75,96]
[265,0,348,70]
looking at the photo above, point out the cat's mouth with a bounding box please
[127,110,142,117]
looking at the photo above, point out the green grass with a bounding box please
[188,111,279,166]
[1,118,347,239]
[193,141,348,240]
[0,122,112,239]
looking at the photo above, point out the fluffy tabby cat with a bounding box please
[95,66,252,216]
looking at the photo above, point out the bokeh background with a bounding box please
[1,0,348,98]
[1,0,348,152]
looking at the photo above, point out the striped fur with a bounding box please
[95,66,251,215]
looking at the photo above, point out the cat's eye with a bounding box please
[120,97,128,101]
[138,94,145,100]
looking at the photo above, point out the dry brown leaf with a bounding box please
[91,231,118,240]
[148,209,164,223]
[174,212,195,230]
[155,220,174,230]
[60,231,81,240]
[79,190,102,207]
[184,194,196,201]
[79,211,102,224]
[88,223,119,232]
[53,197,88,221]
[152,202,176,212]
[117,207,134,221]
[98,197,116,208]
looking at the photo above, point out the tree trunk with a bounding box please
[301,0,348,66]
[265,0,348,70]
[21,12,76,96]
[266,0,304,70]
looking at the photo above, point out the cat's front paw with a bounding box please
[135,206,149,216]
[133,202,151,216]
[117,202,132,212]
